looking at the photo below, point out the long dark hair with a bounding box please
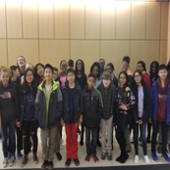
[23,68,35,89]
[75,59,85,75]
[133,70,145,86]
[90,62,100,78]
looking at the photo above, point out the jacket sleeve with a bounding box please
[13,87,19,121]
[35,89,41,121]
[56,85,63,118]
[141,86,150,122]
[111,85,116,114]
[97,91,103,119]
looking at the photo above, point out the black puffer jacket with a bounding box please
[62,83,82,124]
[82,87,103,128]
[131,83,150,123]
[97,82,116,120]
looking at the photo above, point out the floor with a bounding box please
[0,127,169,169]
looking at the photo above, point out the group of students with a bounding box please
[1,55,170,169]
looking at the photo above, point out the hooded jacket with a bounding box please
[82,86,103,128]
[35,79,63,129]
[0,81,18,122]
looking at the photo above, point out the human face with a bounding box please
[87,77,95,89]
[134,72,142,84]
[26,70,34,84]
[102,78,111,88]
[17,57,25,68]
[122,61,128,72]
[53,70,58,80]
[119,73,127,87]
[92,66,99,78]
[99,59,105,70]
[152,63,156,73]
[106,65,113,74]
[77,60,82,72]
[37,65,44,77]
[137,63,144,73]
[158,69,168,81]
[67,72,75,84]
[60,61,67,74]
[1,71,9,86]
[44,68,53,81]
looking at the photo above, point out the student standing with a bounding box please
[97,72,116,160]
[75,59,87,146]
[35,64,63,169]
[114,71,135,163]
[61,68,83,167]
[132,70,150,164]
[82,73,103,162]
[0,67,18,168]
[17,68,38,167]
[150,64,170,162]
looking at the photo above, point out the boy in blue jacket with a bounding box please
[150,64,170,162]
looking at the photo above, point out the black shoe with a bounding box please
[97,140,101,147]
[33,153,38,164]
[65,158,71,168]
[119,153,129,163]
[21,155,28,167]
[56,152,62,161]
[116,154,123,162]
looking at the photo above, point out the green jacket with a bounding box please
[35,79,63,129]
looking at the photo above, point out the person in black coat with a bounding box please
[82,73,103,162]
[131,70,150,164]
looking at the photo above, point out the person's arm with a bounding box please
[56,85,63,119]
[35,89,41,121]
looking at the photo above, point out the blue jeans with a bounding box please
[1,120,16,157]
[134,123,147,155]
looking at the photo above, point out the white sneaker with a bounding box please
[134,155,139,163]
[144,155,150,164]
[3,157,8,168]
[8,156,15,167]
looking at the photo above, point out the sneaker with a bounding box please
[144,155,150,164]
[107,152,112,160]
[7,152,11,159]
[3,157,8,168]
[162,154,170,162]
[47,161,53,169]
[93,155,99,162]
[17,150,22,159]
[33,154,38,164]
[65,158,71,168]
[101,152,106,160]
[85,155,90,162]
[56,152,62,161]
[41,160,48,169]
[73,158,80,166]
[21,155,28,167]
[152,152,158,162]
[134,155,139,163]
[8,156,15,167]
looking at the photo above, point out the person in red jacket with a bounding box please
[137,61,151,91]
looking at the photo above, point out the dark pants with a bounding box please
[1,120,16,157]
[147,122,152,141]
[134,123,147,155]
[80,123,84,142]
[151,121,168,155]
[16,126,22,151]
[22,119,38,155]
[116,118,128,154]
[86,126,98,155]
